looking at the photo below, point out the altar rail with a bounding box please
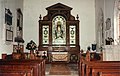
[0,59,45,76]
[79,51,120,76]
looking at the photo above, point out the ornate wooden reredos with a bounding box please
[38,3,80,62]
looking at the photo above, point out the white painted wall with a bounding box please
[95,0,104,51]
[23,0,96,51]
[0,0,3,59]
[104,45,120,61]
[0,0,23,58]
[95,0,120,61]
[95,0,115,49]
[103,0,120,61]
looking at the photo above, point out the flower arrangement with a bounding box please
[26,40,37,51]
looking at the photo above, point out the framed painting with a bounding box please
[6,29,13,42]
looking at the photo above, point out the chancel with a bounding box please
[0,0,120,76]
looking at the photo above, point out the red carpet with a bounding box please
[49,64,71,75]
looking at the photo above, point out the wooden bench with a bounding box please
[0,69,33,76]
[0,59,45,76]
[79,51,120,76]
[84,61,120,76]
[79,51,103,76]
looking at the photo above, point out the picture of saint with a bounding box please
[55,21,63,39]
[52,15,66,45]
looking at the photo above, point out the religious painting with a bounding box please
[52,15,66,45]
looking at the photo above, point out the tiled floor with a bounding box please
[46,64,79,76]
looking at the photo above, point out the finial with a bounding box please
[39,14,42,20]
[76,14,79,20]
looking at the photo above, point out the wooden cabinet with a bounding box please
[38,3,80,63]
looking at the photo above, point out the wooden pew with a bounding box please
[92,67,120,76]
[85,61,120,76]
[0,69,33,76]
[79,51,103,76]
[0,64,35,76]
[79,51,120,76]
[0,59,45,76]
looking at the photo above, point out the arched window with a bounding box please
[52,15,66,45]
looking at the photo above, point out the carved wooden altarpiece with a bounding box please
[38,3,80,63]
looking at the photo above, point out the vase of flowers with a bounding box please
[26,40,37,53]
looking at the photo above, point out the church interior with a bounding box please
[0,0,120,76]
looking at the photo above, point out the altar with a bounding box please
[51,52,68,62]
[38,3,80,63]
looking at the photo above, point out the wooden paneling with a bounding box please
[79,51,120,76]
[0,59,46,76]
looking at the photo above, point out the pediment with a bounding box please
[46,3,72,10]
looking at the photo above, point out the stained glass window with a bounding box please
[70,26,76,44]
[52,15,66,45]
[42,26,49,44]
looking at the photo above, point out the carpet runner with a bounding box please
[49,64,71,75]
